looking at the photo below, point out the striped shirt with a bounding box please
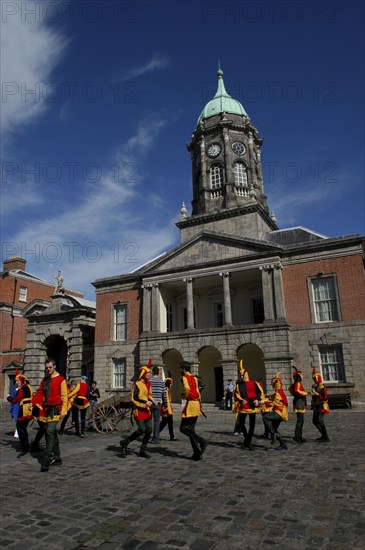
[150,376,167,406]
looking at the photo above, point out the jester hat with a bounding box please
[271,371,283,390]
[292,366,303,381]
[312,367,323,384]
[138,358,152,380]
[15,368,27,384]
[238,359,249,381]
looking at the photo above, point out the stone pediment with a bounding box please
[140,231,282,273]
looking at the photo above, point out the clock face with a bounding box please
[232,142,245,155]
[207,143,221,158]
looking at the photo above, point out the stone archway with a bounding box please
[43,335,68,379]
[161,348,184,403]
[237,343,266,391]
[198,346,222,404]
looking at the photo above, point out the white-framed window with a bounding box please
[166,303,173,333]
[234,162,248,186]
[113,358,126,388]
[311,276,340,322]
[114,304,127,341]
[210,164,223,189]
[319,345,345,383]
[19,286,27,302]
[214,302,224,327]
[252,297,264,324]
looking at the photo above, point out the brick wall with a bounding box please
[95,288,141,344]
[283,254,365,325]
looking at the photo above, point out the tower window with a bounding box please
[234,162,248,187]
[210,164,223,189]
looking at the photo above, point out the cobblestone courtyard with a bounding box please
[1,408,364,550]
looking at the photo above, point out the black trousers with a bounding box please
[312,411,329,439]
[180,416,205,455]
[17,419,30,451]
[295,412,305,439]
[125,418,152,448]
[160,415,174,438]
[238,413,256,445]
[73,407,87,435]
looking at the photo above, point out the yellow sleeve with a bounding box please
[60,379,68,416]
[181,376,190,400]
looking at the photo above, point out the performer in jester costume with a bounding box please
[7,370,33,453]
[234,360,262,450]
[179,361,207,461]
[289,366,308,443]
[311,367,330,442]
[263,371,289,450]
[120,359,156,459]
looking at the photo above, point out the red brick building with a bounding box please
[0,256,83,398]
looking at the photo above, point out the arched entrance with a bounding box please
[237,343,266,391]
[161,348,183,403]
[43,335,68,379]
[198,346,222,403]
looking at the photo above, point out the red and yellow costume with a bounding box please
[160,377,176,440]
[7,372,33,452]
[131,374,155,421]
[120,360,156,458]
[263,372,288,450]
[70,380,90,410]
[32,371,68,422]
[179,362,207,460]
[311,368,330,441]
[289,367,308,443]
[181,372,202,418]
[234,361,261,450]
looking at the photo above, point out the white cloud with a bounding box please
[4,114,178,299]
[0,0,68,142]
[116,53,169,82]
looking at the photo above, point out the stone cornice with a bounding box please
[176,202,277,231]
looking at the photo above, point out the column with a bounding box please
[273,262,286,321]
[248,132,258,189]
[259,265,275,322]
[151,283,160,332]
[141,283,152,332]
[183,277,195,329]
[200,139,207,189]
[219,271,233,325]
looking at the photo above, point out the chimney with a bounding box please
[3,256,27,271]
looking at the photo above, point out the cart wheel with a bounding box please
[93,404,118,434]
[114,407,134,433]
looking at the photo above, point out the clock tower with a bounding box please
[178,69,278,242]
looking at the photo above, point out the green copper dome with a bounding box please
[197,69,248,126]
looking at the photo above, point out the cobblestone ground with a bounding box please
[0,407,364,550]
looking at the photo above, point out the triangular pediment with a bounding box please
[138,231,282,274]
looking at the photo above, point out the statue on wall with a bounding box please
[53,270,65,294]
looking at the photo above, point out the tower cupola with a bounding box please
[177,68,278,243]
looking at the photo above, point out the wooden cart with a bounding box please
[91,391,134,434]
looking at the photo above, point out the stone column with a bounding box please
[259,265,275,322]
[220,359,238,384]
[273,262,286,321]
[151,283,160,332]
[219,271,233,325]
[200,139,207,189]
[183,277,195,329]
[248,132,258,189]
[142,283,152,332]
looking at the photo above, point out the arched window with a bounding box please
[210,164,223,189]
[234,162,248,187]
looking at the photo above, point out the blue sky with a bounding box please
[1,0,364,300]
